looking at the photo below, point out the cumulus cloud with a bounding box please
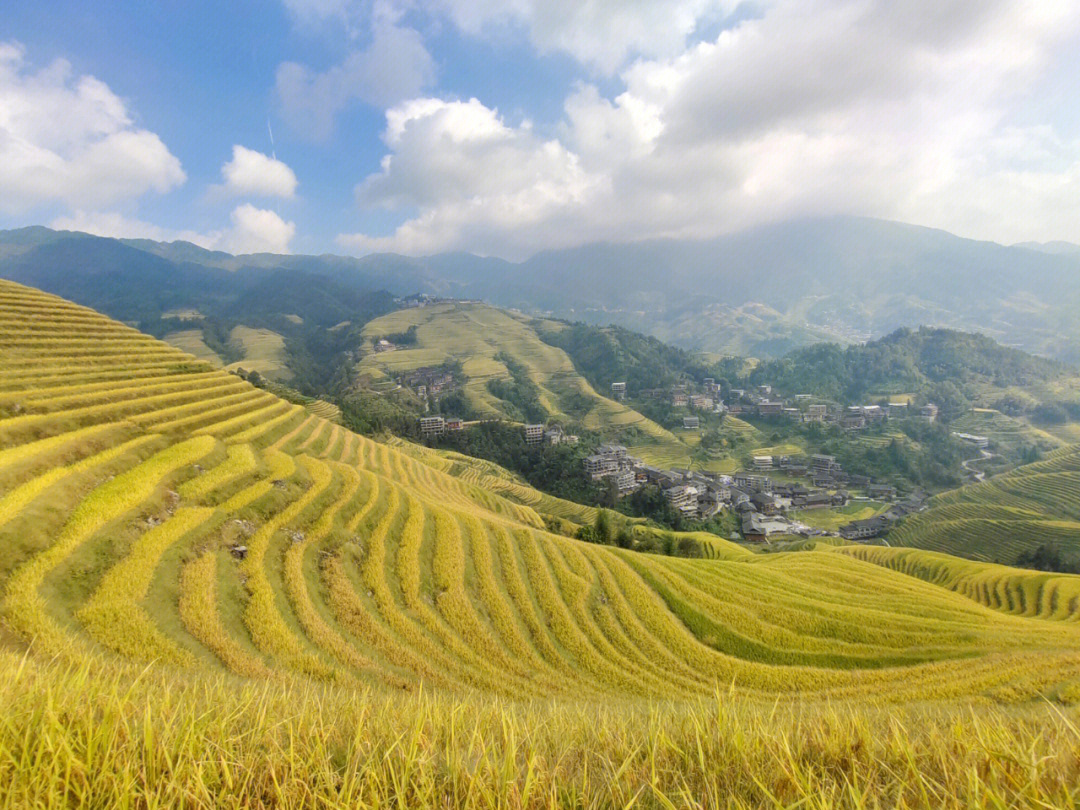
[339,98,604,257]
[224,204,296,253]
[220,145,298,198]
[52,205,296,255]
[339,0,1080,257]
[0,41,185,214]
[275,19,435,139]
[429,0,733,74]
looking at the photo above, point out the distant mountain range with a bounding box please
[1014,240,1080,256]
[2,216,1079,362]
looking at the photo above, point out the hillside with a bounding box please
[356,302,706,468]
[500,217,1080,362]
[748,326,1075,404]
[5,278,1080,699]
[7,217,1080,363]
[887,444,1080,565]
[6,280,1080,805]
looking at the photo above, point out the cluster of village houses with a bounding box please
[417,376,954,545]
[634,379,943,430]
[580,443,928,543]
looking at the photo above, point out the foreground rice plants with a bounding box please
[5,278,1080,805]
[2,652,1080,810]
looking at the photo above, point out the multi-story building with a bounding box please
[811,454,839,477]
[611,381,626,401]
[584,454,619,478]
[920,403,939,422]
[524,423,545,445]
[419,416,445,438]
[609,469,639,496]
[757,400,784,416]
[584,444,630,480]
[683,416,700,430]
[839,516,890,540]
[952,432,989,449]
[664,485,700,515]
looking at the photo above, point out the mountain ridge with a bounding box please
[2,216,1079,361]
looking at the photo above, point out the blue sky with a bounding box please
[2,1,1078,258]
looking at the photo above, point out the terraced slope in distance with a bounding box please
[3,279,1080,706]
[357,302,695,461]
[888,444,1080,564]
[838,545,1080,622]
[223,325,290,380]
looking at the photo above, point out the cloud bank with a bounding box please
[54,204,296,255]
[340,0,1080,259]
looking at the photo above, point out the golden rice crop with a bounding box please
[178,551,270,678]
[2,436,216,651]
[77,506,216,665]
[239,454,337,679]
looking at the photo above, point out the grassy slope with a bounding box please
[224,324,290,380]
[952,408,1064,455]
[163,328,223,366]
[888,444,1080,564]
[5,281,1080,805]
[358,302,697,463]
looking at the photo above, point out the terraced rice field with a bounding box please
[3,279,1080,711]
[163,328,223,366]
[952,408,1063,454]
[305,398,341,422]
[223,325,290,380]
[359,302,681,445]
[889,444,1080,563]
[7,281,1080,807]
[839,545,1080,623]
[792,500,887,532]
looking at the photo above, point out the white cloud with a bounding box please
[0,41,185,214]
[429,0,733,74]
[220,145,298,198]
[339,0,1080,257]
[224,204,296,254]
[50,210,215,246]
[275,19,435,139]
[339,98,604,258]
[52,205,296,255]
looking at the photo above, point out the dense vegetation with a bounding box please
[536,320,716,394]
[748,326,1071,406]
[432,422,599,504]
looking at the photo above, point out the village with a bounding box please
[578,440,928,544]
[417,376,939,545]
[607,380,937,542]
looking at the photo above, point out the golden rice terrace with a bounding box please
[3,278,1080,704]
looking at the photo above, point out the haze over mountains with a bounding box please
[2,216,1079,363]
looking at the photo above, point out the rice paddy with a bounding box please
[3,279,1080,807]
[358,302,682,449]
[224,324,291,380]
[888,444,1080,563]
